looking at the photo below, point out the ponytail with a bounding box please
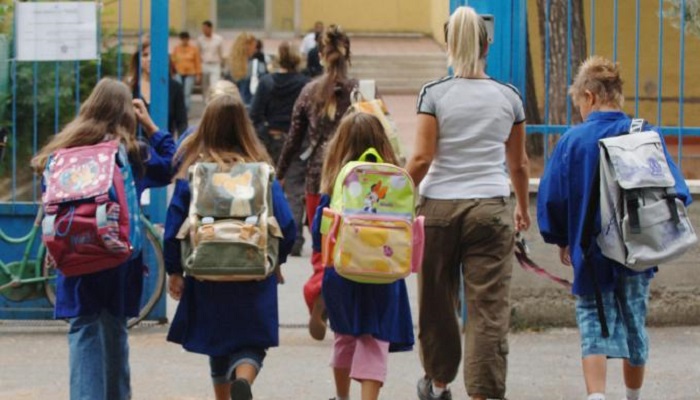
[447,6,488,78]
[313,25,351,120]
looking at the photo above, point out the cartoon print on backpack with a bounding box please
[363,181,388,213]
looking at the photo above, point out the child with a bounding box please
[164,94,296,400]
[312,112,414,400]
[537,56,691,400]
[31,78,176,400]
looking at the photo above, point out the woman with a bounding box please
[32,78,176,400]
[228,32,267,106]
[276,25,355,341]
[129,41,188,137]
[537,56,690,400]
[405,7,530,400]
[250,42,310,256]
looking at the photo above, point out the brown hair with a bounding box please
[32,78,140,173]
[313,25,351,120]
[320,112,399,195]
[127,41,149,93]
[277,41,301,72]
[569,56,624,109]
[229,32,256,81]
[175,95,271,178]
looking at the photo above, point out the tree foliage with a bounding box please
[665,0,700,37]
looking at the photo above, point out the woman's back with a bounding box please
[417,77,525,199]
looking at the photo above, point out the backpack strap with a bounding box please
[580,160,610,338]
[630,118,645,134]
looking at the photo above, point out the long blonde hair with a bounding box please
[175,95,271,178]
[32,78,140,173]
[447,6,489,78]
[320,112,399,195]
[229,32,256,81]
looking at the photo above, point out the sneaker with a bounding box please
[230,378,252,400]
[309,296,328,341]
[417,376,452,400]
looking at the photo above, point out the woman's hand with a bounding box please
[559,246,572,266]
[168,273,185,300]
[514,206,531,232]
[133,99,159,137]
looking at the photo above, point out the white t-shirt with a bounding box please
[416,77,526,199]
[198,34,224,64]
[299,32,317,55]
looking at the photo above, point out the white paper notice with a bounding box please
[16,2,98,62]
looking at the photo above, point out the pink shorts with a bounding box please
[330,333,390,383]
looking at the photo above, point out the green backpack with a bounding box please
[320,148,424,284]
[177,162,283,281]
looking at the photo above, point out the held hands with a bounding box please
[168,273,185,301]
[514,206,531,232]
[133,99,159,137]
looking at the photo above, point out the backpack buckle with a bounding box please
[664,191,682,226]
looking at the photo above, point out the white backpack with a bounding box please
[595,119,697,271]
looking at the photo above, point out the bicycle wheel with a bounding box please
[43,227,165,327]
[128,227,166,328]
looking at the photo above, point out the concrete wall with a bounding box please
[510,190,700,329]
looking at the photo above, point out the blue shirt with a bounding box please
[54,131,177,318]
[537,111,691,296]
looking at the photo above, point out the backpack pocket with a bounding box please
[622,198,698,271]
[334,216,413,284]
[601,132,675,189]
[185,219,272,281]
[42,201,131,276]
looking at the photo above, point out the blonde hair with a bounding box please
[229,32,256,81]
[569,56,624,109]
[208,80,241,103]
[32,78,140,174]
[447,6,489,78]
[175,95,271,178]
[320,112,399,195]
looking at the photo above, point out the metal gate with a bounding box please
[454,0,700,167]
[0,0,170,321]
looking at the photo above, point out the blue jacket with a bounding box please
[537,111,690,296]
[54,131,176,319]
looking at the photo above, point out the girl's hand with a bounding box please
[133,99,159,136]
[168,273,185,300]
[559,246,572,266]
[275,265,285,285]
[514,206,531,232]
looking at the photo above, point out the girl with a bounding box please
[128,40,188,136]
[164,94,296,400]
[406,6,530,400]
[31,78,176,400]
[277,24,355,341]
[537,56,690,400]
[312,112,414,400]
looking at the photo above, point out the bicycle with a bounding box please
[0,207,167,328]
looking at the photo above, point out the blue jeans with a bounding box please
[175,74,195,112]
[68,309,130,400]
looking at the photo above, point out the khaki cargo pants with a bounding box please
[417,197,514,399]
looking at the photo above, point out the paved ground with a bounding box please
[1,255,699,400]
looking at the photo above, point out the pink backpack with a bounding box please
[41,140,135,276]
